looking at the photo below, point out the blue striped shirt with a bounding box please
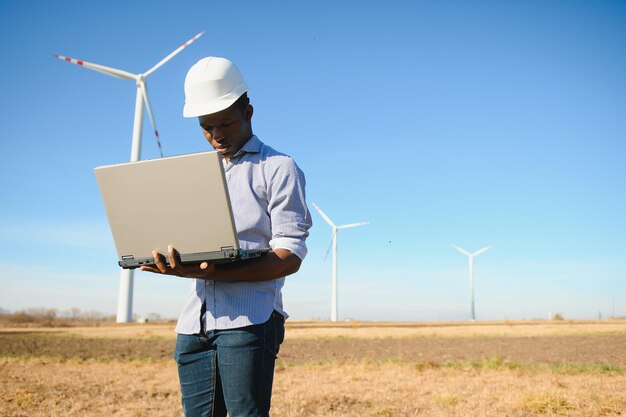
[175,136,312,333]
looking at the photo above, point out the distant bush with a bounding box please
[8,312,36,323]
[0,307,177,327]
[552,313,564,321]
[0,307,115,327]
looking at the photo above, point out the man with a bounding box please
[140,57,312,417]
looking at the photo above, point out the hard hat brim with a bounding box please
[183,82,248,118]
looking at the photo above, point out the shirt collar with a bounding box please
[233,135,262,158]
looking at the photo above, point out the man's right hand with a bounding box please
[140,245,217,279]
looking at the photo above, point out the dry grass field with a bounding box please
[1,320,625,416]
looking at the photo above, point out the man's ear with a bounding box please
[244,104,254,122]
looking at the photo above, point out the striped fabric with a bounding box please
[175,136,312,334]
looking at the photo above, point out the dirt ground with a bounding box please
[1,330,624,366]
[1,321,625,417]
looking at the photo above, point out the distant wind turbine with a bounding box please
[312,202,369,322]
[451,243,492,321]
[53,31,204,323]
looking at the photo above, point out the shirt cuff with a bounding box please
[269,236,308,260]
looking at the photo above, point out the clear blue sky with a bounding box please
[1,0,624,321]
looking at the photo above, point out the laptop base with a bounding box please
[119,248,269,269]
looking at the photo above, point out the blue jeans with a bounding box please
[174,312,285,417]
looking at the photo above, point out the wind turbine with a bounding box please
[312,202,369,322]
[54,31,204,323]
[451,243,492,321]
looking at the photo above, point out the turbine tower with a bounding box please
[312,202,368,322]
[54,31,204,323]
[451,243,492,321]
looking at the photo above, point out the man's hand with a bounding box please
[140,245,217,279]
[139,245,301,282]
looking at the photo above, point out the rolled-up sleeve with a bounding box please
[266,158,312,260]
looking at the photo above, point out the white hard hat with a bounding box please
[183,57,249,118]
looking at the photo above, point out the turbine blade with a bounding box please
[337,221,369,229]
[323,231,336,261]
[138,80,163,157]
[472,245,492,256]
[311,202,336,227]
[143,31,205,77]
[52,54,137,80]
[451,243,471,256]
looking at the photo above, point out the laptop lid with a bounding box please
[94,151,260,269]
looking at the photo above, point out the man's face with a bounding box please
[198,103,253,160]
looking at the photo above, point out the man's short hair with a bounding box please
[233,92,250,115]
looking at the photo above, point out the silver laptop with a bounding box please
[94,151,268,269]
